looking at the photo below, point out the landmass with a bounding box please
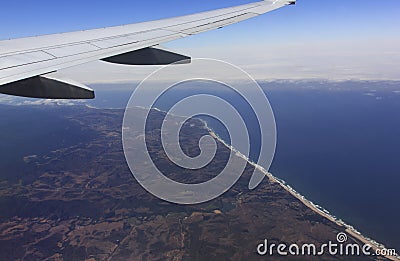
[0,105,397,260]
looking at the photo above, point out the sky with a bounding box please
[1,0,399,83]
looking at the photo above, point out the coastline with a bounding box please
[143,108,398,260]
[204,125,399,260]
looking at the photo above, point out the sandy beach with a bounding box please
[265,171,399,261]
[208,128,399,260]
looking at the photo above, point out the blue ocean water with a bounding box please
[123,80,400,250]
[3,80,398,250]
[266,88,400,250]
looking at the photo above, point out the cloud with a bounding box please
[55,38,400,84]
[0,94,84,106]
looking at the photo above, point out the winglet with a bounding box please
[266,0,296,5]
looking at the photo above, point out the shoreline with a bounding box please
[204,125,399,260]
[143,108,398,260]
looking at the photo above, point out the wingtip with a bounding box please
[263,0,296,5]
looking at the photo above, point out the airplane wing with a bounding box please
[0,0,295,99]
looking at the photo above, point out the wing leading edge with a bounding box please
[0,0,296,99]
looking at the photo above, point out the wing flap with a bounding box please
[0,51,54,70]
[90,30,176,49]
[46,43,100,58]
[0,33,186,86]
[168,13,259,35]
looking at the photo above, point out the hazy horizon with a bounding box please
[1,0,399,83]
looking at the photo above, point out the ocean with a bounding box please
[1,80,399,250]
[87,80,400,250]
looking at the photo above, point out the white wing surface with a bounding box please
[0,0,295,99]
